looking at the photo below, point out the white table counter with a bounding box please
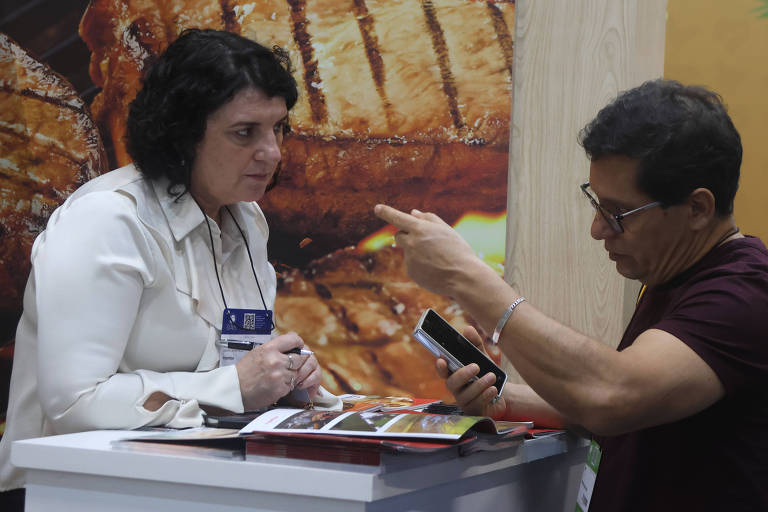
[13,430,587,511]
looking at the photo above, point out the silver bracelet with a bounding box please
[491,297,526,345]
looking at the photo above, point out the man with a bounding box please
[374,80,768,511]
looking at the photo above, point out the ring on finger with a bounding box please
[290,374,295,389]
[287,354,294,370]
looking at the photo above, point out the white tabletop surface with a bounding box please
[13,429,583,502]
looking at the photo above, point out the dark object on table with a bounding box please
[422,403,465,415]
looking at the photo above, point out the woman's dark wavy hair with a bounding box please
[126,28,298,195]
[579,79,741,216]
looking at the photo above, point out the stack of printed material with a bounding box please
[111,395,532,466]
[239,407,529,466]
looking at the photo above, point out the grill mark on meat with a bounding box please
[368,350,394,383]
[219,0,240,32]
[420,0,465,132]
[0,163,69,201]
[328,302,359,334]
[0,124,89,172]
[286,131,492,146]
[329,281,384,292]
[286,0,328,125]
[313,282,333,299]
[1,85,85,116]
[351,0,395,130]
[487,1,514,80]
[2,86,103,175]
[326,366,355,394]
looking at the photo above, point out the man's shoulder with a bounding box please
[730,235,768,264]
[708,237,767,292]
[678,245,768,310]
[633,236,768,347]
[684,235,768,287]
[644,236,768,389]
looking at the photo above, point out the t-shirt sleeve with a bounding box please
[654,272,768,393]
[33,192,243,434]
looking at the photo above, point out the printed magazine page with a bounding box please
[339,394,442,413]
[118,427,242,441]
[111,427,245,460]
[240,408,519,440]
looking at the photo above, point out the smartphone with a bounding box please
[203,412,264,429]
[413,309,507,398]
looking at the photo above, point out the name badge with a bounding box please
[221,308,272,340]
[575,440,602,512]
[219,308,273,367]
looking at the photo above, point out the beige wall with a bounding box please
[665,0,768,242]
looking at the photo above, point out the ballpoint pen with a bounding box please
[216,340,313,355]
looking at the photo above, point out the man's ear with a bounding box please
[687,187,716,230]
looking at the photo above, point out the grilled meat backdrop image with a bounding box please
[0,0,513,414]
[0,17,107,431]
[81,0,514,399]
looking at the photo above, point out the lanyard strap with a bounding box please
[194,200,272,330]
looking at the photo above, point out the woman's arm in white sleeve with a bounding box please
[35,192,242,433]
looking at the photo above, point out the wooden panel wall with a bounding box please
[504,0,667,382]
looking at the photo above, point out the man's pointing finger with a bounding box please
[374,204,420,232]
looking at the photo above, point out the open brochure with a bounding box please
[240,408,527,440]
[111,412,533,464]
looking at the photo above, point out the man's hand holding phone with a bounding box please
[435,325,509,419]
[413,309,508,419]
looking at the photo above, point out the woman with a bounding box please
[0,29,328,498]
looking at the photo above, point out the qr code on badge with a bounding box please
[243,313,256,330]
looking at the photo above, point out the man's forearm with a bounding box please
[502,383,566,428]
[447,256,625,432]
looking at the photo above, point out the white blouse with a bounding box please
[0,164,277,490]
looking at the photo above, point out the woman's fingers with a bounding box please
[294,354,321,389]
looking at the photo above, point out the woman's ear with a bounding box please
[687,187,716,230]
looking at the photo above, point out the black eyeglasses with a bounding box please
[580,182,661,233]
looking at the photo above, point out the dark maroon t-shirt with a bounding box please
[590,236,768,512]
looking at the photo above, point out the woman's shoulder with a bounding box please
[31,173,158,264]
[239,201,270,240]
[61,164,170,223]
[69,164,146,200]
[44,165,156,235]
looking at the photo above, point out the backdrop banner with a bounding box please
[0,0,515,431]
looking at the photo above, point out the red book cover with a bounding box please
[244,432,476,466]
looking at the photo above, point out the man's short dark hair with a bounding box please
[579,79,741,216]
[126,28,298,195]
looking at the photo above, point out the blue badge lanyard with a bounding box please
[194,200,274,332]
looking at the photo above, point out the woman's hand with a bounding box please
[435,325,509,419]
[292,348,323,400]
[234,332,321,411]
